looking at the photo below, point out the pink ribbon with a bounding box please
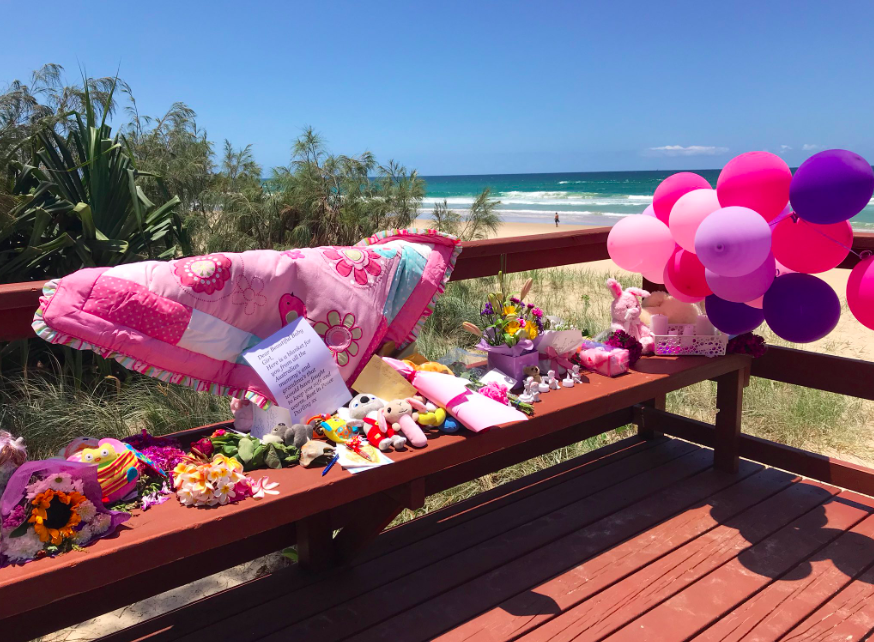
[545,346,574,372]
[445,388,474,412]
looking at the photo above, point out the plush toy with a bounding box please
[522,365,542,383]
[266,423,312,449]
[300,441,336,468]
[402,360,454,376]
[378,398,429,448]
[0,431,27,498]
[230,397,254,432]
[345,394,407,452]
[67,438,140,503]
[640,290,701,326]
[606,278,654,354]
[56,436,100,460]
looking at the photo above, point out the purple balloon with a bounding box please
[641,204,656,217]
[705,294,765,335]
[790,149,874,225]
[694,206,772,277]
[763,273,840,343]
[705,254,776,303]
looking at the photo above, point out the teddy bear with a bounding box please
[265,422,312,449]
[522,365,542,383]
[606,278,655,354]
[345,393,407,452]
[640,290,701,326]
[378,398,429,448]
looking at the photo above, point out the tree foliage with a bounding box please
[429,187,501,241]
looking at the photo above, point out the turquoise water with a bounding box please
[421,170,874,229]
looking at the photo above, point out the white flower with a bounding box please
[73,525,93,545]
[90,513,112,536]
[177,487,197,506]
[75,500,97,521]
[1,528,44,563]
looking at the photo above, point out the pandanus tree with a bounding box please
[0,80,189,283]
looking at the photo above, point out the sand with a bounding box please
[415,219,871,361]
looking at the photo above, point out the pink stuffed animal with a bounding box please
[606,278,654,354]
[378,398,428,448]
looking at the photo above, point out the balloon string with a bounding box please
[788,213,867,260]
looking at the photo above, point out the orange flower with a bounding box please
[29,489,86,545]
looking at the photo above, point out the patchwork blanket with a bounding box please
[33,228,460,408]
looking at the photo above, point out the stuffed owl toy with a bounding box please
[67,438,141,503]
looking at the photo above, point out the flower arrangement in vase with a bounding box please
[462,274,551,385]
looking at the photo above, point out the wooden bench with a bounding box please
[4,227,874,641]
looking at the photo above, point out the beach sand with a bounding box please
[416,219,870,361]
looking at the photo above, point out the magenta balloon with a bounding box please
[641,204,656,218]
[652,172,711,225]
[772,217,852,274]
[704,295,765,335]
[665,248,712,298]
[790,149,874,225]
[716,151,792,222]
[705,253,776,303]
[694,206,772,277]
[763,274,841,343]
[663,265,704,303]
[847,256,874,330]
[607,215,675,273]
[669,188,721,252]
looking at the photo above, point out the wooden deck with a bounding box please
[104,435,874,642]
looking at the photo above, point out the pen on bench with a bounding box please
[322,453,340,476]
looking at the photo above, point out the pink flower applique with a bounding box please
[174,254,232,295]
[232,276,267,315]
[322,247,383,286]
[283,249,305,260]
[279,293,307,327]
[313,310,363,367]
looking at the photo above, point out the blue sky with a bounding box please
[2,1,872,175]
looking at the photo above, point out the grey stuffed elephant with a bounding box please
[266,422,312,449]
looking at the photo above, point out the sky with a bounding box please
[1,1,872,176]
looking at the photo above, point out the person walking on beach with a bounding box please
[554,212,560,227]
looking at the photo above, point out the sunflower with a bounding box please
[29,489,86,545]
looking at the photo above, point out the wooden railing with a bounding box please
[3,227,874,491]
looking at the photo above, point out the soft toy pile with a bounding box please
[607,149,874,342]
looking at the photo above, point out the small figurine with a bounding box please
[518,378,535,404]
[530,386,541,402]
[548,370,560,390]
[523,365,542,383]
[572,364,583,384]
[562,372,574,388]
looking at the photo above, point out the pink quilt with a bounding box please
[33,228,460,408]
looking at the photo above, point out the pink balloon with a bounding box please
[747,296,764,309]
[694,206,773,277]
[847,256,874,330]
[663,265,704,303]
[669,188,721,252]
[772,217,853,274]
[746,257,792,309]
[642,267,665,284]
[706,253,776,303]
[653,172,712,225]
[665,248,712,298]
[607,215,675,273]
[717,151,792,221]
[641,204,656,218]
[775,259,795,278]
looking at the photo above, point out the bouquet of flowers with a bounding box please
[0,461,129,566]
[462,275,552,384]
[173,453,279,508]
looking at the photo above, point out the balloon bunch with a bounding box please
[608,150,874,342]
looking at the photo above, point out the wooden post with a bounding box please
[636,396,666,440]
[714,369,745,472]
[296,512,334,571]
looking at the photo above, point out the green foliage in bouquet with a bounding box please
[463,272,551,348]
[209,432,299,471]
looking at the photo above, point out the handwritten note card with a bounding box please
[243,318,352,423]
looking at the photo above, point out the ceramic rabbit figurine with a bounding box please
[606,278,655,354]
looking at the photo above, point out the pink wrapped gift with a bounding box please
[580,343,629,377]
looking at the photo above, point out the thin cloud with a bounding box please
[802,143,821,151]
[778,145,792,154]
[647,145,729,157]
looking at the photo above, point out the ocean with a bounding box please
[420,170,874,229]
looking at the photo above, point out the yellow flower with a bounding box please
[527,324,539,339]
[503,305,517,317]
[29,489,85,545]
[506,321,520,335]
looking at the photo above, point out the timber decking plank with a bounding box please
[778,563,874,641]
[254,446,715,642]
[178,440,699,642]
[435,466,798,642]
[602,491,874,642]
[691,512,874,642]
[347,458,766,642]
[104,438,662,642]
[517,479,841,642]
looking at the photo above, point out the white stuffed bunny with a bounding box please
[606,278,655,354]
